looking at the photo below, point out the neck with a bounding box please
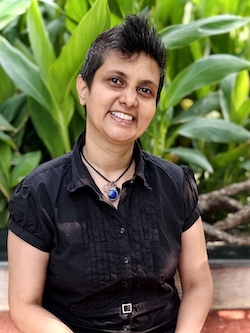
[81,132,135,205]
[83,133,134,173]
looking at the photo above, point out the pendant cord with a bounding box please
[80,152,133,184]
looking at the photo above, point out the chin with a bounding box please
[109,133,136,144]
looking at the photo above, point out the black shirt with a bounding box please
[8,132,201,333]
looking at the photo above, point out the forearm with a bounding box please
[10,303,74,333]
[175,283,213,333]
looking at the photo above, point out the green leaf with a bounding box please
[0,66,15,103]
[241,159,250,171]
[0,205,9,228]
[232,100,250,126]
[232,70,249,112]
[171,92,220,125]
[0,36,52,110]
[0,114,15,132]
[219,73,236,121]
[153,0,176,29]
[0,0,31,30]
[0,131,17,150]
[165,55,250,108]
[27,0,56,82]
[178,118,250,143]
[65,0,89,33]
[0,142,12,179]
[0,169,10,201]
[212,143,250,168]
[48,0,110,110]
[28,98,65,158]
[160,15,250,50]
[0,93,26,123]
[10,151,41,187]
[115,0,134,16]
[165,147,214,173]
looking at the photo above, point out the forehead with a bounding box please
[97,51,160,83]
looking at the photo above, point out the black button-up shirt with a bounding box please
[8,132,201,333]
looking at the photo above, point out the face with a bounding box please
[77,51,160,145]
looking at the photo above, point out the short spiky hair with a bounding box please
[80,15,166,104]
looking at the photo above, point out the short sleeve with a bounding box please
[7,179,53,252]
[181,165,201,231]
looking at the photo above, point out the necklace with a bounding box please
[81,152,133,202]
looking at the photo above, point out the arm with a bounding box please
[8,231,74,333]
[175,217,213,333]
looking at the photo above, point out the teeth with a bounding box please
[111,111,133,121]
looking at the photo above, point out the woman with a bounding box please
[7,15,213,333]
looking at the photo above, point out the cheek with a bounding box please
[144,105,156,122]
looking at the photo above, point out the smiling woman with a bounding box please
[7,15,213,333]
[77,52,160,146]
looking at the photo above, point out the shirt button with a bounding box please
[120,227,125,234]
[124,256,129,264]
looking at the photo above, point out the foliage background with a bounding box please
[0,0,249,229]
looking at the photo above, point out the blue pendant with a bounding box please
[108,187,120,201]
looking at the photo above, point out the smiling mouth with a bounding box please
[110,111,134,121]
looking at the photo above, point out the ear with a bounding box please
[76,75,88,105]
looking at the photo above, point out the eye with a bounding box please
[138,87,152,95]
[109,77,122,85]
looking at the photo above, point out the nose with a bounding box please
[118,88,138,108]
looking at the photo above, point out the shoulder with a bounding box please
[23,151,72,188]
[141,150,183,180]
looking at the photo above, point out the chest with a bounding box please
[48,185,184,293]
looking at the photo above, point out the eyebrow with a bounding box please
[108,70,158,88]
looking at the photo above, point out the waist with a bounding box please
[82,297,170,317]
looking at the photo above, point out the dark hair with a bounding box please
[80,15,166,104]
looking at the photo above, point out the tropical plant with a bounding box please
[0,0,249,230]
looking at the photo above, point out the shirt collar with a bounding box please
[67,132,151,193]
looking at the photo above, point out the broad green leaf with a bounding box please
[38,0,64,13]
[0,142,12,179]
[65,0,89,33]
[171,92,220,125]
[27,0,56,82]
[241,159,250,171]
[28,98,65,158]
[165,55,250,108]
[232,100,250,126]
[0,114,15,132]
[153,0,176,29]
[0,66,15,103]
[212,143,250,168]
[0,0,31,30]
[0,206,9,228]
[160,15,250,50]
[13,38,36,63]
[178,118,250,143]
[232,70,249,111]
[10,151,41,187]
[0,169,10,201]
[0,131,17,150]
[48,0,110,110]
[200,0,219,17]
[0,36,52,111]
[0,94,26,123]
[165,147,214,173]
[115,0,135,16]
[219,73,236,121]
